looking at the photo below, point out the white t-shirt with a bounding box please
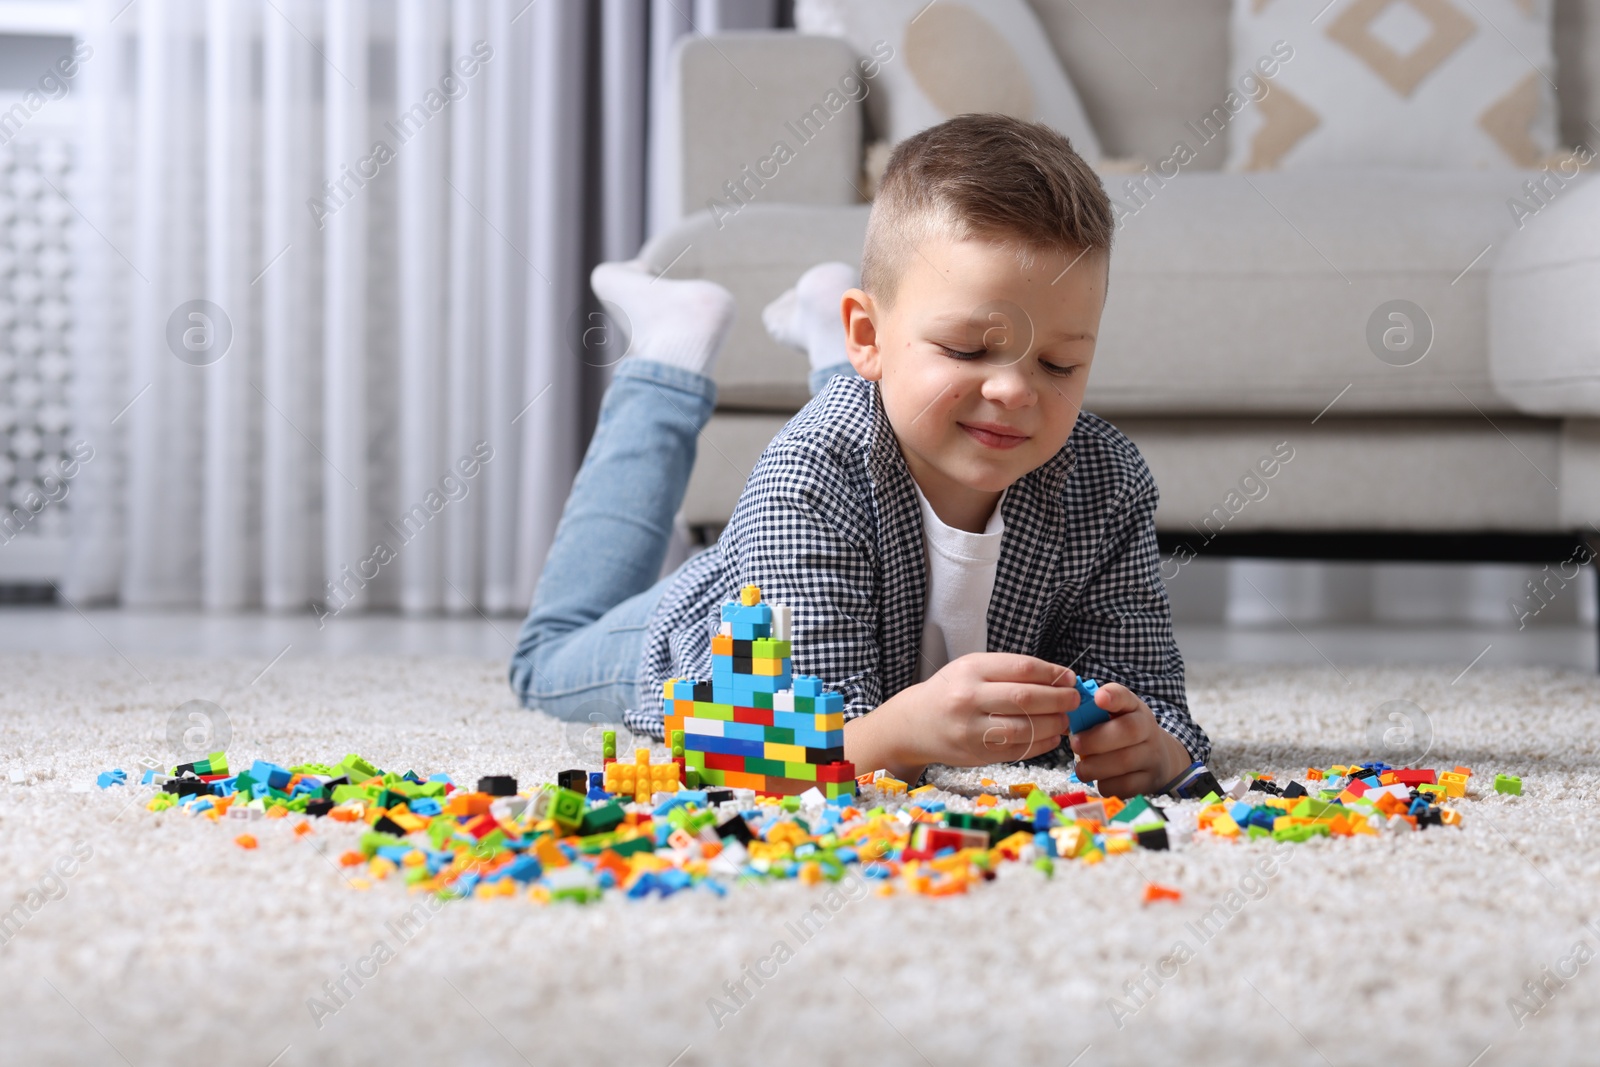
[912,480,1007,684]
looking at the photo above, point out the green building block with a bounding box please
[338,754,381,782]
[1109,795,1150,824]
[578,800,625,836]
[1024,788,1061,815]
[576,831,619,854]
[692,701,735,722]
[360,830,406,856]
[1494,774,1522,796]
[548,787,586,831]
[610,836,655,857]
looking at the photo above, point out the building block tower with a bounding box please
[663,584,857,799]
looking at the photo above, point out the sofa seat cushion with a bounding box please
[645,170,1535,418]
[680,410,1567,532]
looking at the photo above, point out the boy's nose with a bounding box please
[977,361,1039,407]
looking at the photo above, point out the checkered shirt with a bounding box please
[623,373,1210,765]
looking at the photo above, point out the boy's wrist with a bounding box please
[1155,730,1196,790]
[843,685,927,784]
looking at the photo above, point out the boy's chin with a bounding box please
[936,457,1024,495]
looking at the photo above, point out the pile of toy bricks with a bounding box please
[1195,761,1495,841]
[664,585,856,799]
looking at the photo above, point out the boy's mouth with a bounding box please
[959,421,1028,449]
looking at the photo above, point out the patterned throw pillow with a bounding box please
[1225,0,1559,170]
[795,0,1102,161]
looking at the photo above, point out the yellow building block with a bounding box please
[752,657,784,676]
[1209,813,1241,837]
[876,777,907,795]
[763,742,806,763]
[1438,771,1468,798]
[816,712,844,731]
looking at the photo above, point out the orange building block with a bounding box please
[1143,883,1182,904]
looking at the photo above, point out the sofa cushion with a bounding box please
[1023,0,1600,171]
[1224,0,1559,171]
[795,0,1101,159]
[644,169,1526,417]
[680,411,1566,532]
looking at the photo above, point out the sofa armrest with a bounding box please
[661,31,866,230]
[1488,175,1600,417]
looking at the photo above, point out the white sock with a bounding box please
[762,261,859,373]
[589,257,736,377]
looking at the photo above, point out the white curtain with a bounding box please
[64,0,782,616]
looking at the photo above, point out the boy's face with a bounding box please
[842,234,1107,530]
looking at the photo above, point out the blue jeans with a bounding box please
[510,356,857,724]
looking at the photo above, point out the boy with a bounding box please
[511,113,1210,798]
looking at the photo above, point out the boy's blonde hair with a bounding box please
[860,113,1115,311]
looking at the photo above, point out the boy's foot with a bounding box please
[762,261,859,373]
[589,257,736,377]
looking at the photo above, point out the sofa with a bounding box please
[638,0,1600,641]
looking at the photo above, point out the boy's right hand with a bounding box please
[906,652,1077,769]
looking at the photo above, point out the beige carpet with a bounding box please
[1,652,1598,1067]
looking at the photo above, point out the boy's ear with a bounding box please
[841,287,884,381]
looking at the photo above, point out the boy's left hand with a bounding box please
[1065,676,1194,798]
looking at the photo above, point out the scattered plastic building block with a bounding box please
[1494,774,1522,796]
[478,775,518,796]
[603,749,681,800]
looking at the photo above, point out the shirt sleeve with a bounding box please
[723,439,884,722]
[1055,458,1212,765]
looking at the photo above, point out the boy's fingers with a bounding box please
[974,653,1076,689]
[1072,743,1145,785]
[1092,681,1141,713]
[1020,733,1067,762]
[1094,769,1158,800]
[980,713,1065,754]
[1069,712,1141,757]
[977,682,1080,719]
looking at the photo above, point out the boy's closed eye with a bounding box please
[935,343,1081,377]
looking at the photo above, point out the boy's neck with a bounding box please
[907,458,1005,534]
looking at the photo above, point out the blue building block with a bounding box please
[794,675,824,697]
[503,854,543,883]
[1068,677,1110,733]
[249,760,293,790]
[721,601,773,626]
